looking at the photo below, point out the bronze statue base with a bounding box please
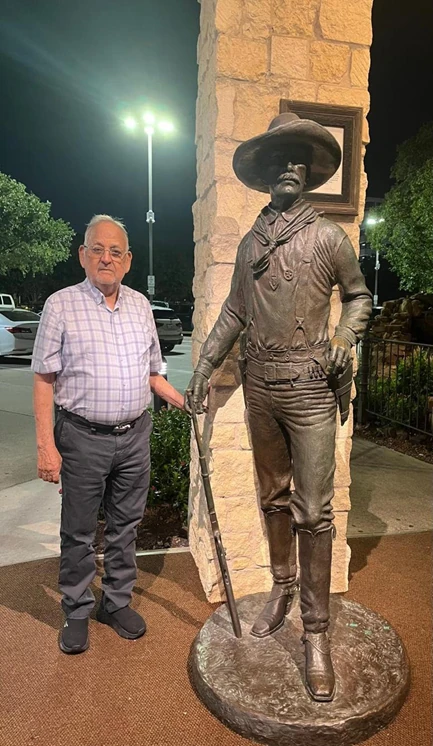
[190,593,410,746]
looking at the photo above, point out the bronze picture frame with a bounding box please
[279,99,363,215]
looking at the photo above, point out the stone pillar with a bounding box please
[190,0,373,602]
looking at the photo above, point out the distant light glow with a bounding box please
[366,216,384,225]
[158,120,174,133]
[124,116,137,130]
[144,125,155,135]
[143,112,156,125]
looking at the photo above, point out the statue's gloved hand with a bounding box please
[325,336,352,376]
[184,372,210,414]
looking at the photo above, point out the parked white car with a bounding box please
[0,309,40,356]
[151,305,183,352]
[0,294,15,310]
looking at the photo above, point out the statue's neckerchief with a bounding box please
[251,199,318,277]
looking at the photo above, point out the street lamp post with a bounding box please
[373,248,380,308]
[144,118,156,301]
[366,216,385,308]
[124,113,174,302]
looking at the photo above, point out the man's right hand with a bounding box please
[184,372,209,414]
[37,445,62,483]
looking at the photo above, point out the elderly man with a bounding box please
[32,214,184,654]
[187,113,372,701]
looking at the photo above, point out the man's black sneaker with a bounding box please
[59,617,89,654]
[96,603,146,640]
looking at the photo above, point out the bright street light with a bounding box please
[123,111,175,301]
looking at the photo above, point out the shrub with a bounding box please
[98,408,191,525]
[148,407,191,523]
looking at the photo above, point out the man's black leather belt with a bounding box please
[57,407,144,435]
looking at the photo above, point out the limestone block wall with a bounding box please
[190,0,373,602]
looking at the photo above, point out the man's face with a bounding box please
[264,146,309,205]
[79,222,132,290]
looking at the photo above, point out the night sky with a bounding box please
[0,0,200,264]
[0,0,432,264]
[366,0,433,197]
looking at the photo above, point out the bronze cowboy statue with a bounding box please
[186,112,372,702]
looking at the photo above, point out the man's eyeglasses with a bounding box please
[84,245,129,262]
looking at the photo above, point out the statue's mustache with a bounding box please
[277,172,300,185]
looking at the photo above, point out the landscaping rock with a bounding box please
[371,294,433,343]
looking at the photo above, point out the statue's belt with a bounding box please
[246,356,326,383]
[245,355,354,425]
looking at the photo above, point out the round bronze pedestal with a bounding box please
[190,594,410,746]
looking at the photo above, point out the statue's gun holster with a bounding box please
[327,361,353,426]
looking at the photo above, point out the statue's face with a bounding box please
[264,146,309,205]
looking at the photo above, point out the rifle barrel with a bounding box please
[188,394,242,639]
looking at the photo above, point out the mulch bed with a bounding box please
[95,504,188,554]
[354,425,433,464]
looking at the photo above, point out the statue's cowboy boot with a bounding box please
[298,526,336,701]
[251,509,298,638]
[302,631,335,702]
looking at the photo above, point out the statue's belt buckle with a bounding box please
[264,363,300,383]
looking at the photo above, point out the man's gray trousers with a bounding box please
[54,410,152,619]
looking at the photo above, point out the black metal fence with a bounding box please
[357,335,433,436]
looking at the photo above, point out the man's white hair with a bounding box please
[84,214,129,249]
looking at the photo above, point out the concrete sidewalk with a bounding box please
[0,437,431,567]
[349,437,432,537]
[0,478,61,566]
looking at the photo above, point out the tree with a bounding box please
[366,123,433,294]
[125,242,194,302]
[4,234,85,308]
[0,172,74,276]
[153,252,193,302]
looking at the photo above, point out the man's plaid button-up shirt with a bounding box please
[31,278,163,424]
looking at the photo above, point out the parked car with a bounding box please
[170,301,194,332]
[28,302,45,314]
[0,309,40,356]
[0,293,15,310]
[151,305,183,352]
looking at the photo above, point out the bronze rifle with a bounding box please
[188,394,242,638]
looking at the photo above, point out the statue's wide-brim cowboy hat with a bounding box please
[233,112,341,193]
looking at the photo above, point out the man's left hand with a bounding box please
[325,336,352,376]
